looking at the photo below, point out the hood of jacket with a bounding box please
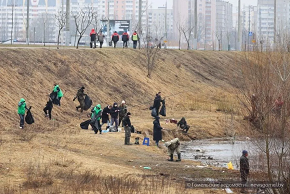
[20,98,25,103]
[90,29,96,34]
[96,104,101,109]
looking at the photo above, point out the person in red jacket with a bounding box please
[111,31,119,48]
[90,28,97,48]
[122,30,129,48]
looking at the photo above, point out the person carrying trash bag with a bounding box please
[90,104,102,134]
[18,98,29,129]
[151,92,164,117]
[43,96,53,120]
[123,112,132,145]
[164,138,181,162]
[52,84,63,106]
[73,86,86,112]
[102,105,112,130]
[159,98,166,116]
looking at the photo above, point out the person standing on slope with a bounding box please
[123,112,132,145]
[165,138,181,162]
[119,100,127,127]
[153,116,163,147]
[18,98,28,129]
[91,104,102,134]
[122,30,129,48]
[111,31,119,48]
[131,31,139,49]
[102,105,112,129]
[153,92,164,116]
[90,28,97,48]
[73,86,86,112]
[43,96,53,120]
[110,102,120,132]
[53,84,63,106]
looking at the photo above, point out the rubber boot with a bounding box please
[90,42,92,48]
[167,154,173,161]
[176,153,181,162]
[124,137,127,145]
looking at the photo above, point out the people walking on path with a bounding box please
[122,31,129,48]
[131,31,139,49]
[98,31,105,48]
[90,28,97,48]
[111,31,119,48]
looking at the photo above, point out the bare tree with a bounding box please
[176,22,182,50]
[215,30,222,51]
[237,48,290,194]
[55,10,66,49]
[73,6,97,49]
[139,31,164,78]
[179,21,194,50]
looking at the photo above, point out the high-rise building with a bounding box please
[148,7,173,40]
[216,0,233,50]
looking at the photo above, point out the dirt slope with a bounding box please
[0,48,247,193]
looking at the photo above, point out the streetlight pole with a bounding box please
[65,0,70,46]
[138,0,142,49]
[238,0,241,51]
[194,0,197,49]
[107,1,110,46]
[26,0,29,45]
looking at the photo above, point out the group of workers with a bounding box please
[89,29,140,49]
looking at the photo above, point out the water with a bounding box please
[181,138,254,169]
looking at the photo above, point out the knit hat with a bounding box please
[127,112,131,116]
[122,100,125,104]
[242,150,248,155]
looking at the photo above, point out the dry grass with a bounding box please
[0,48,247,192]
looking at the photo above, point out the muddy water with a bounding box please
[181,138,255,169]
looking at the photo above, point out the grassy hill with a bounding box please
[0,47,248,193]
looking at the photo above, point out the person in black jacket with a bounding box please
[177,117,190,133]
[122,31,129,48]
[110,102,120,132]
[153,92,164,116]
[153,116,163,147]
[102,105,112,129]
[43,96,53,120]
[123,112,132,145]
[240,150,250,193]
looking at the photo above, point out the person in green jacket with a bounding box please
[91,104,102,134]
[53,84,63,106]
[18,98,28,129]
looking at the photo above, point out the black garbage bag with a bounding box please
[25,107,34,124]
[50,91,59,105]
[80,119,91,129]
[131,125,135,133]
[83,95,93,111]
[160,100,166,117]
[151,108,157,117]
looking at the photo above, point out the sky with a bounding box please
[149,0,258,9]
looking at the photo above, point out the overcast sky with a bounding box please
[149,0,258,9]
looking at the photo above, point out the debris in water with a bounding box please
[143,167,151,170]
[225,188,234,193]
